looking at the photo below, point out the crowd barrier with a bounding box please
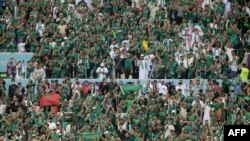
[3,79,213,86]
[3,78,219,91]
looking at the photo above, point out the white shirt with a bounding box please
[36,23,45,37]
[187,57,194,67]
[192,100,205,108]
[0,105,6,115]
[164,124,175,139]
[71,83,82,90]
[213,47,221,57]
[52,7,58,19]
[96,67,108,79]
[141,83,153,95]
[120,47,127,59]
[109,51,118,59]
[230,56,238,72]
[246,7,250,17]
[66,124,71,133]
[75,0,82,5]
[157,83,168,94]
[91,84,99,97]
[48,122,57,130]
[175,51,183,62]
[225,47,234,62]
[50,42,57,49]
[109,44,119,52]
[32,68,45,80]
[225,1,231,12]
[176,84,188,96]
[18,43,26,53]
[122,40,131,50]
[178,59,188,69]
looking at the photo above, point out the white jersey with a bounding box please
[36,23,45,37]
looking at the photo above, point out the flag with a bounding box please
[40,92,60,107]
[120,84,142,95]
[79,132,98,140]
[141,39,149,52]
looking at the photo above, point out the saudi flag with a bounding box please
[120,84,142,95]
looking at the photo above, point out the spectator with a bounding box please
[17,40,27,53]
[138,54,150,80]
[240,63,249,81]
[31,64,46,83]
[8,79,18,99]
[96,63,108,80]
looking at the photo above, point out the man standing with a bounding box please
[35,20,45,37]
[240,64,249,81]
[96,63,108,80]
[124,55,133,79]
[8,79,18,99]
[138,54,150,80]
[31,64,46,83]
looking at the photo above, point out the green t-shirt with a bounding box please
[187,67,196,79]
[205,54,213,68]
[183,125,194,133]
[124,59,132,70]
[222,80,230,92]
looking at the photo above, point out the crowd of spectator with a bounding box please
[0,0,250,80]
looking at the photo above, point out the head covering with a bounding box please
[100,63,104,67]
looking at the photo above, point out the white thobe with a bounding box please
[96,67,108,79]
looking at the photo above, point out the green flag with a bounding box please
[120,84,142,95]
[79,132,98,141]
[233,75,240,84]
